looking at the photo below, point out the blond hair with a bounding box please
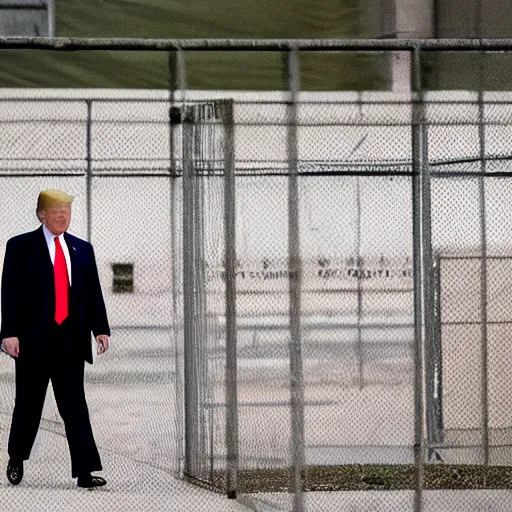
[36,189,74,221]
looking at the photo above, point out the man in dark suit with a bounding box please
[0,189,110,489]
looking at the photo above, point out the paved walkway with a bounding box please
[2,330,512,512]
[238,490,512,512]
[0,428,251,512]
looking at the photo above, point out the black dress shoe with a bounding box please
[77,474,106,488]
[7,459,23,485]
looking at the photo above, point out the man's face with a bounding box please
[40,204,71,236]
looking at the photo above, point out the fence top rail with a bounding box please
[2,37,512,52]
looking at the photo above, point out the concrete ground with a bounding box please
[241,490,512,512]
[0,427,251,512]
[0,330,251,512]
[1,326,512,511]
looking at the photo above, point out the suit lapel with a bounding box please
[64,232,81,297]
[36,225,54,277]
[34,226,55,316]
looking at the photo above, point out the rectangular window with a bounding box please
[112,263,134,294]
[0,0,54,37]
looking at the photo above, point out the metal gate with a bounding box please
[178,99,236,489]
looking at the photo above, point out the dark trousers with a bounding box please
[8,318,102,478]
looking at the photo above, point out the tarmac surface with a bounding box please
[0,427,252,512]
[0,329,252,512]
[1,325,512,511]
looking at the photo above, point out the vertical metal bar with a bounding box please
[356,176,364,390]
[477,53,490,467]
[474,0,490,467]
[474,0,483,39]
[202,109,215,486]
[193,107,208,479]
[354,94,364,390]
[434,254,444,443]
[204,105,215,487]
[47,0,55,37]
[86,100,92,243]
[424,108,440,461]
[224,100,238,499]
[168,51,184,477]
[286,49,305,512]
[183,107,196,476]
[180,50,200,478]
[411,47,425,512]
[193,108,203,477]
[178,50,188,478]
[184,111,201,478]
[427,251,445,459]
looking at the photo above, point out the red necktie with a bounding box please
[54,237,69,324]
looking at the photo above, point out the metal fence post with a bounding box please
[193,105,208,479]
[223,100,238,499]
[182,107,196,476]
[427,252,444,456]
[86,99,92,243]
[412,47,426,512]
[47,0,55,37]
[168,50,185,477]
[433,254,444,444]
[356,174,364,390]
[477,52,490,467]
[285,48,305,512]
[181,50,200,478]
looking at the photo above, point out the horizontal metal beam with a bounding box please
[2,37,512,52]
[5,169,512,178]
[3,97,512,107]
[0,4,47,9]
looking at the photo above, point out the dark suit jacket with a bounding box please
[0,225,110,364]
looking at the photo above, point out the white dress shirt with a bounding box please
[42,224,72,286]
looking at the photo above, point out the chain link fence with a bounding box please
[1,39,512,512]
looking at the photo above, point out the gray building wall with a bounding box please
[1,0,512,91]
[427,0,512,90]
[365,0,512,91]
[436,0,512,38]
[0,0,50,36]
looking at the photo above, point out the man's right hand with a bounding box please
[1,337,19,358]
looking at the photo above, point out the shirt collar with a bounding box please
[42,223,65,245]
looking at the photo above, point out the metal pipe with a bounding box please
[0,3,46,9]
[47,0,55,37]
[3,97,512,105]
[183,110,201,477]
[426,250,444,459]
[224,99,238,499]
[411,48,426,512]
[192,104,208,479]
[3,36,512,51]
[85,100,92,243]
[180,50,201,478]
[286,49,305,512]
[421,68,437,465]
[477,53,490,467]
[354,92,364,390]
[182,108,195,476]
[356,176,364,390]
[12,168,512,179]
[168,50,184,477]
[434,254,444,443]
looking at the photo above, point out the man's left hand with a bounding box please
[95,335,109,355]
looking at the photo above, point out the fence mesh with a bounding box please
[1,45,512,512]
